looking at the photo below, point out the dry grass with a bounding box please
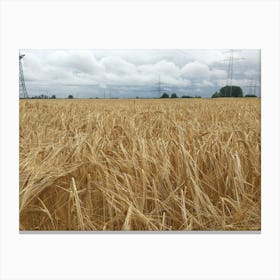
[19,98,261,231]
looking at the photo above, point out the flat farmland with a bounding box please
[19,98,261,231]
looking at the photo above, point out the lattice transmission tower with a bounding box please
[158,75,161,97]
[249,80,258,96]
[19,53,29,98]
[223,49,244,97]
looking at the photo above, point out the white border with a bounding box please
[0,1,279,279]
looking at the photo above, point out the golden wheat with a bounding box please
[19,98,261,231]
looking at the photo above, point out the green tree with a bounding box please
[171,93,178,98]
[181,95,193,98]
[51,95,56,99]
[245,94,257,97]
[160,92,169,98]
[68,95,74,99]
[220,85,243,97]
[212,86,243,98]
[211,91,220,98]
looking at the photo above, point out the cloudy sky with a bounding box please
[20,49,261,98]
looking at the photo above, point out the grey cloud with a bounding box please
[20,49,261,98]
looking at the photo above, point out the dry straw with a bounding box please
[19,98,261,230]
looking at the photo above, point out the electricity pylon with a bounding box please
[223,50,244,97]
[158,76,161,97]
[19,53,29,98]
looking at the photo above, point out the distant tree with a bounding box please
[51,95,56,99]
[211,91,220,98]
[171,93,178,98]
[220,85,243,97]
[160,92,169,98]
[194,96,201,98]
[211,86,243,98]
[31,94,49,99]
[136,96,140,99]
[68,95,74,99]
[245,94,257,97]
[181,95,193,98]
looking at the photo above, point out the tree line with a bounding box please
[160,93,201,98]
[161,86,258,99]
[212,86,257,98]
[23,86,258,99]
[27,94,73,99]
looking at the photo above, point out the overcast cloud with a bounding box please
[20,49,261,98]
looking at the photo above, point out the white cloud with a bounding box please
[181,61,210,79]
[100,56,136,76]
[180,50,225,64]
[21,49,261,98]
[180,61,227,82]
[244,69,258,77]
[201,80,215,87]
[210,69,227,79]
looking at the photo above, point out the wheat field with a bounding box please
[19,98,260,231]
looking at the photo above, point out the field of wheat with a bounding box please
[19,98,261,231]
